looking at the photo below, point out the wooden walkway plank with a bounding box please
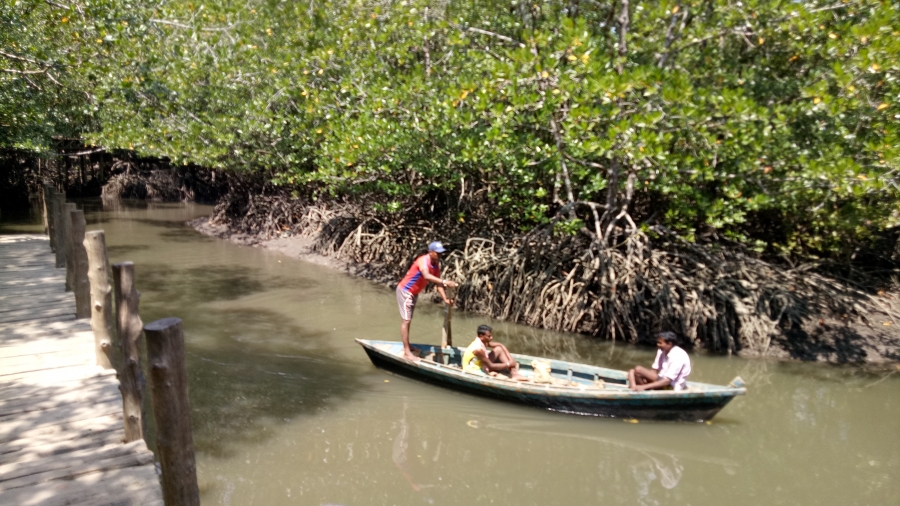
[0,428,123,467]
[0,445,156,491]
[0,382,119,418]
[0,234,163,505]
[0,299,75,314]
[0,413,122,450]
[0,398,123,443]
[0,465,161,506]
[0,346,96,371]
[0,314,76,327]
[0,372,115,401]
[0,319,92,342]
[0,440,153,485]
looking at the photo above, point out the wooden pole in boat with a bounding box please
[113,261,145,442]
[62,203,76,292]
[441,286,454,348]
[84,230,117,370]
[70,210,91,318]
[144,317,200,506]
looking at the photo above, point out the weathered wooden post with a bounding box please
[84,230,117,370]
[144,318,200,506]
[70,210,91,318]
[113,262,146,443]
[63,203,76,292]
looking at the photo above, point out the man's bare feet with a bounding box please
[403,350,421,362]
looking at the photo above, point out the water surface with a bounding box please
[5,200,898,505]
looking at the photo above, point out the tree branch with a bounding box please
[1,68,47,75]
[616,0,629,74]
[549,116,576,205]
[0,50,50,67]
[452,24,522,45]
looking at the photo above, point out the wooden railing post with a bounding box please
[113,262,145,443]
[63,203,76,292]
[52,193,66,267]
[144,318,200,506]
[84,230,117,370]
[70,210,91,318]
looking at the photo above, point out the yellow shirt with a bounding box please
[462,338,487,374]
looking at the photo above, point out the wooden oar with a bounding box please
[441,286,454,348]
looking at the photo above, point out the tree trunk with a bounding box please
[84,230,117,370]
[113,262,146,443]
[43,185,54,247]
[40,180,49,236]
[70,210,91,318]
[52,192,66,268]
[63,203,76,292]
[144,318,200,506]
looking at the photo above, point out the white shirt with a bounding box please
[652,346,691,391]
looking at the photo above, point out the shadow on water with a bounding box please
[132,262,367,459]
[180,308,366,459]
[106,245,152,257]
[137,264,270,304]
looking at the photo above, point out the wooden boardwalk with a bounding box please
[0,235,163,505]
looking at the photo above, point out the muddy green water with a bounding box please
[4,201,899,505]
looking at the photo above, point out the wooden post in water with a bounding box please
[113,262,146,442]
[70,210,91,318]
[63,203,76,292]
[144,318,200,506]
[43,185,55,249]
[84,230,117,370]
[51,193,66,266]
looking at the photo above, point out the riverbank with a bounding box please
[190,216,370,277]
[189,213,900,367]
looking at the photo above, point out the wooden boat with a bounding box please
[356,339,746,421]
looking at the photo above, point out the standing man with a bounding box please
[397,241,458,361]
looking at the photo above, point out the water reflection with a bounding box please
[392,400,437,502]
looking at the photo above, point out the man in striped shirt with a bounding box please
[397,241,458,361]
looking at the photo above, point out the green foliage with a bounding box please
[2,0,898,259]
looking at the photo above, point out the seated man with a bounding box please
[462,325,526,381]
[628,331,691,391]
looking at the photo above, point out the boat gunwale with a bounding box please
[356,339,747,400]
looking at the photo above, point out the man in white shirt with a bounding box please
[628,332,692,391]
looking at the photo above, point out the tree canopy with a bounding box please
[2,0,898,259]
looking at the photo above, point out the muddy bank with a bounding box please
[189,207,900,366]
[190,216,362,276]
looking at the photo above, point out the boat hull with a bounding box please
[361,343,741,422]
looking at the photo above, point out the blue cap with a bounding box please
[428,241,446,253]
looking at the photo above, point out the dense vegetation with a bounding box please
[3,1,898,356]
[3,0,898,259]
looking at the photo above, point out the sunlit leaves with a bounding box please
[2,0,898,259]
